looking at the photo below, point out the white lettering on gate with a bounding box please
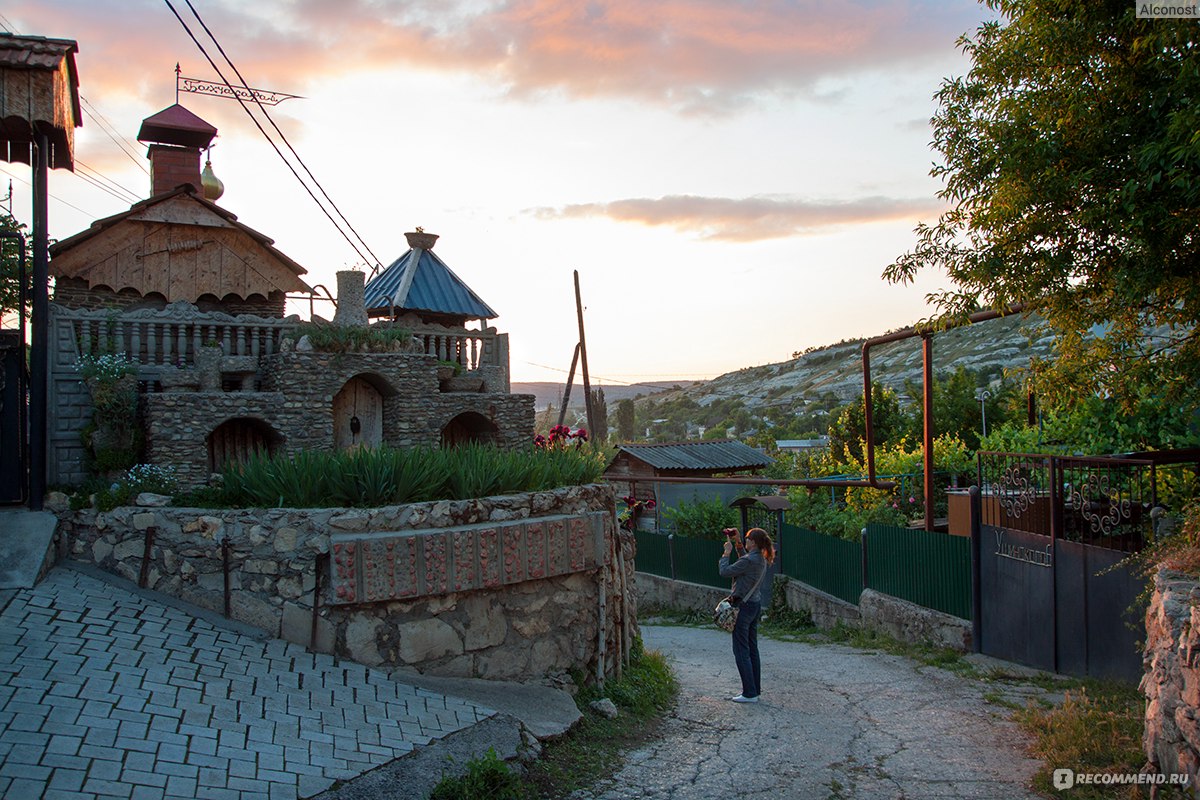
[994,530,1053,568]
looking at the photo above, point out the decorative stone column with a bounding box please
[333,270,369,327]
[195,344,222,392]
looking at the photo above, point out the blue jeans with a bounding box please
[731,600,761,698]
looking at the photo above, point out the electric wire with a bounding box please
[181,0,384,273]
[75,160,142,204]
[0,165,97,218]
[72,167,139,205]
[80,98,151,176]
[161,0,381,273]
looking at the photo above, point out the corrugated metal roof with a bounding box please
[364,248,497,319]
[616,440,774,471]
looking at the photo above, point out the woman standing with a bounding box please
[718,527,775,703]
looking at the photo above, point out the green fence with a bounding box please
[864,524,972,620]
[779,523,863,605]
[633,530,729,589]
[636,523,973,620]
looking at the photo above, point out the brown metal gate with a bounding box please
[970,453,1155,681]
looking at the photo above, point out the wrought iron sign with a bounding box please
[996,464,1037,519]
[1069,473,1132,536]
[176,64,301,106]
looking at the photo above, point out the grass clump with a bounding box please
[1014,682,1147,799]
[429,748,527,800]
[523,639,678,798]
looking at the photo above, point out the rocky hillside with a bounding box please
[678,312,1054,412]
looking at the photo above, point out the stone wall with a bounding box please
[1142,568,1200,784]
[52,483,636,684]
[634,572,970,651]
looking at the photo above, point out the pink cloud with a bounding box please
[13,0,983,115]
[531,194,947,241]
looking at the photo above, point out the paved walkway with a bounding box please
[0,566,497,800]
[572,624,1049,800]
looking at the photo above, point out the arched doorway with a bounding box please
[333,376,384,451]
[207,418,280,473]
[441,412,499,448]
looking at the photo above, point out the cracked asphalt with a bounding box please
[572,624,1046,800]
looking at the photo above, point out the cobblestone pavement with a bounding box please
[572,624,1047,800]
[0,566,495,800]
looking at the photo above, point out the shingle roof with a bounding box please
[614,440,773,472]
[363,247,497,319]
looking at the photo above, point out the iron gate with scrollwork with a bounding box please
[971,453,1154,681]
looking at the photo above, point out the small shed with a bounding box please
[604,440,775,528]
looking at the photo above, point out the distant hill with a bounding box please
[674,312,1053,412]
[512,381,698,411]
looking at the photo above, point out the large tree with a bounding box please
[885,1,1200,410]
[0,213,30,320]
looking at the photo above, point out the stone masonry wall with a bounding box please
[53,483,636,684]
[1142,568,1200,784]
[634,572,970,651]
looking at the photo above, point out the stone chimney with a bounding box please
[137,104,218,197]
[333,270,368,327]
[404,230,439,250]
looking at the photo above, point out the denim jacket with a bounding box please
[718,551,768,604]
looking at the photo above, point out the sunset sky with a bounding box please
[5,0,993,386]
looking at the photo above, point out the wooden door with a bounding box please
[333,377,383,451]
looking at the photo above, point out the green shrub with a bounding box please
[212,443,608,509]
[91,464,178,512]
[661,496,738,540]
[288,321,411,353]
[429,748,527,800]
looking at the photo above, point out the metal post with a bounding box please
[311,553,328,651]
[139,526,157,588]
[860,527,869,593]
[922,335,934,532]
[29,132,50,510]
[222,538,232,618]
[969,486,982,653]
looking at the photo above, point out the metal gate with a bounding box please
[971,453,1154,682]
[0,329,27,504]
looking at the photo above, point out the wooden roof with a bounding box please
[0,33,80,170]
[48,185,312,301]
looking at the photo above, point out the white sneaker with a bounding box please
[730,694,759,703]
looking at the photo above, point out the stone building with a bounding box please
[45,103,534,487]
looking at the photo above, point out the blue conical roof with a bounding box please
[363,246,497,319]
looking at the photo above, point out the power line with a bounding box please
[0,13,15,33]
[75,160,141,204]
[181,0,384,272]
[162,0,382,272]
[522,361,699,390]
[80,98,151,176]
[0,164,98,219]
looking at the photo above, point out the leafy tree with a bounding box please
[885,1,1200,411]
[903,366,1021,451]
[615,398,636,442]
[828,383,911,464]
[0,213,30,320]
[589,387,608,445]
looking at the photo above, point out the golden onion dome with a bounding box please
[201,158,224,201]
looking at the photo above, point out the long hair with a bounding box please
[746,527,775,565]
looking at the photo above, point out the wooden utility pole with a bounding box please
[574,271,596,437]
